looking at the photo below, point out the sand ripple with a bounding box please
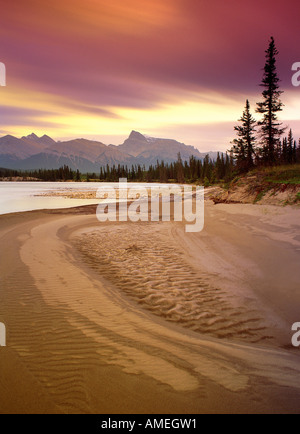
[74,223,274,345]
[2,210,300,413]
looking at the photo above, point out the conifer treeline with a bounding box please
[0,154,234,184]
[230,36,300,172]
[0,165,78,181]
[99,153,234,184]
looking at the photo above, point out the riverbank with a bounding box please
[0,202,300,413]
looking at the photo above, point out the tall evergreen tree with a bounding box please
[231,99,256,172]
[287,129,294,164]
[281,137,288,163]
[256,36,285,164]
[176,152,185,184]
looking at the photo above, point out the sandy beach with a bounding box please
[0,200,300,414]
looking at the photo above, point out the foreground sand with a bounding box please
[0,201,300,413]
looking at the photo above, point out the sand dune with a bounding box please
[0,202,300,413]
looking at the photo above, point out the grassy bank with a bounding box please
[212,165,300,206]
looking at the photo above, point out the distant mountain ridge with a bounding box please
[0,131,219,172]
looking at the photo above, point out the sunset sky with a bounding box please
[1,0,300,151]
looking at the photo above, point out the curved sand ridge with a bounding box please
[1,203,300,413]
[19,217,248,397]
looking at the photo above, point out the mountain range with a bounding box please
[0,131,219,172]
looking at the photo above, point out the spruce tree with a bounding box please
[231,99,256,172]
[176,152,185,184]
[287,129,294,164]
[256,37,285,164]
[282,137,288,164]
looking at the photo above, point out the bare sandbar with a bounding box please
[0,202,300,413]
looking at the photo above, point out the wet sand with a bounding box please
[0,202,300,413]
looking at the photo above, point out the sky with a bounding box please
[1,0,300,152]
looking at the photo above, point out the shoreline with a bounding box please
[0,202,300,413]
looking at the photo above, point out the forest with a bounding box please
[0,154,234,185]
[229,37,300,173]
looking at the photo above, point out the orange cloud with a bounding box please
[78,0,180,34]
[1,0,300,150]
[3,0,181,38]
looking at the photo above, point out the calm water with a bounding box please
[0,182,174,215]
